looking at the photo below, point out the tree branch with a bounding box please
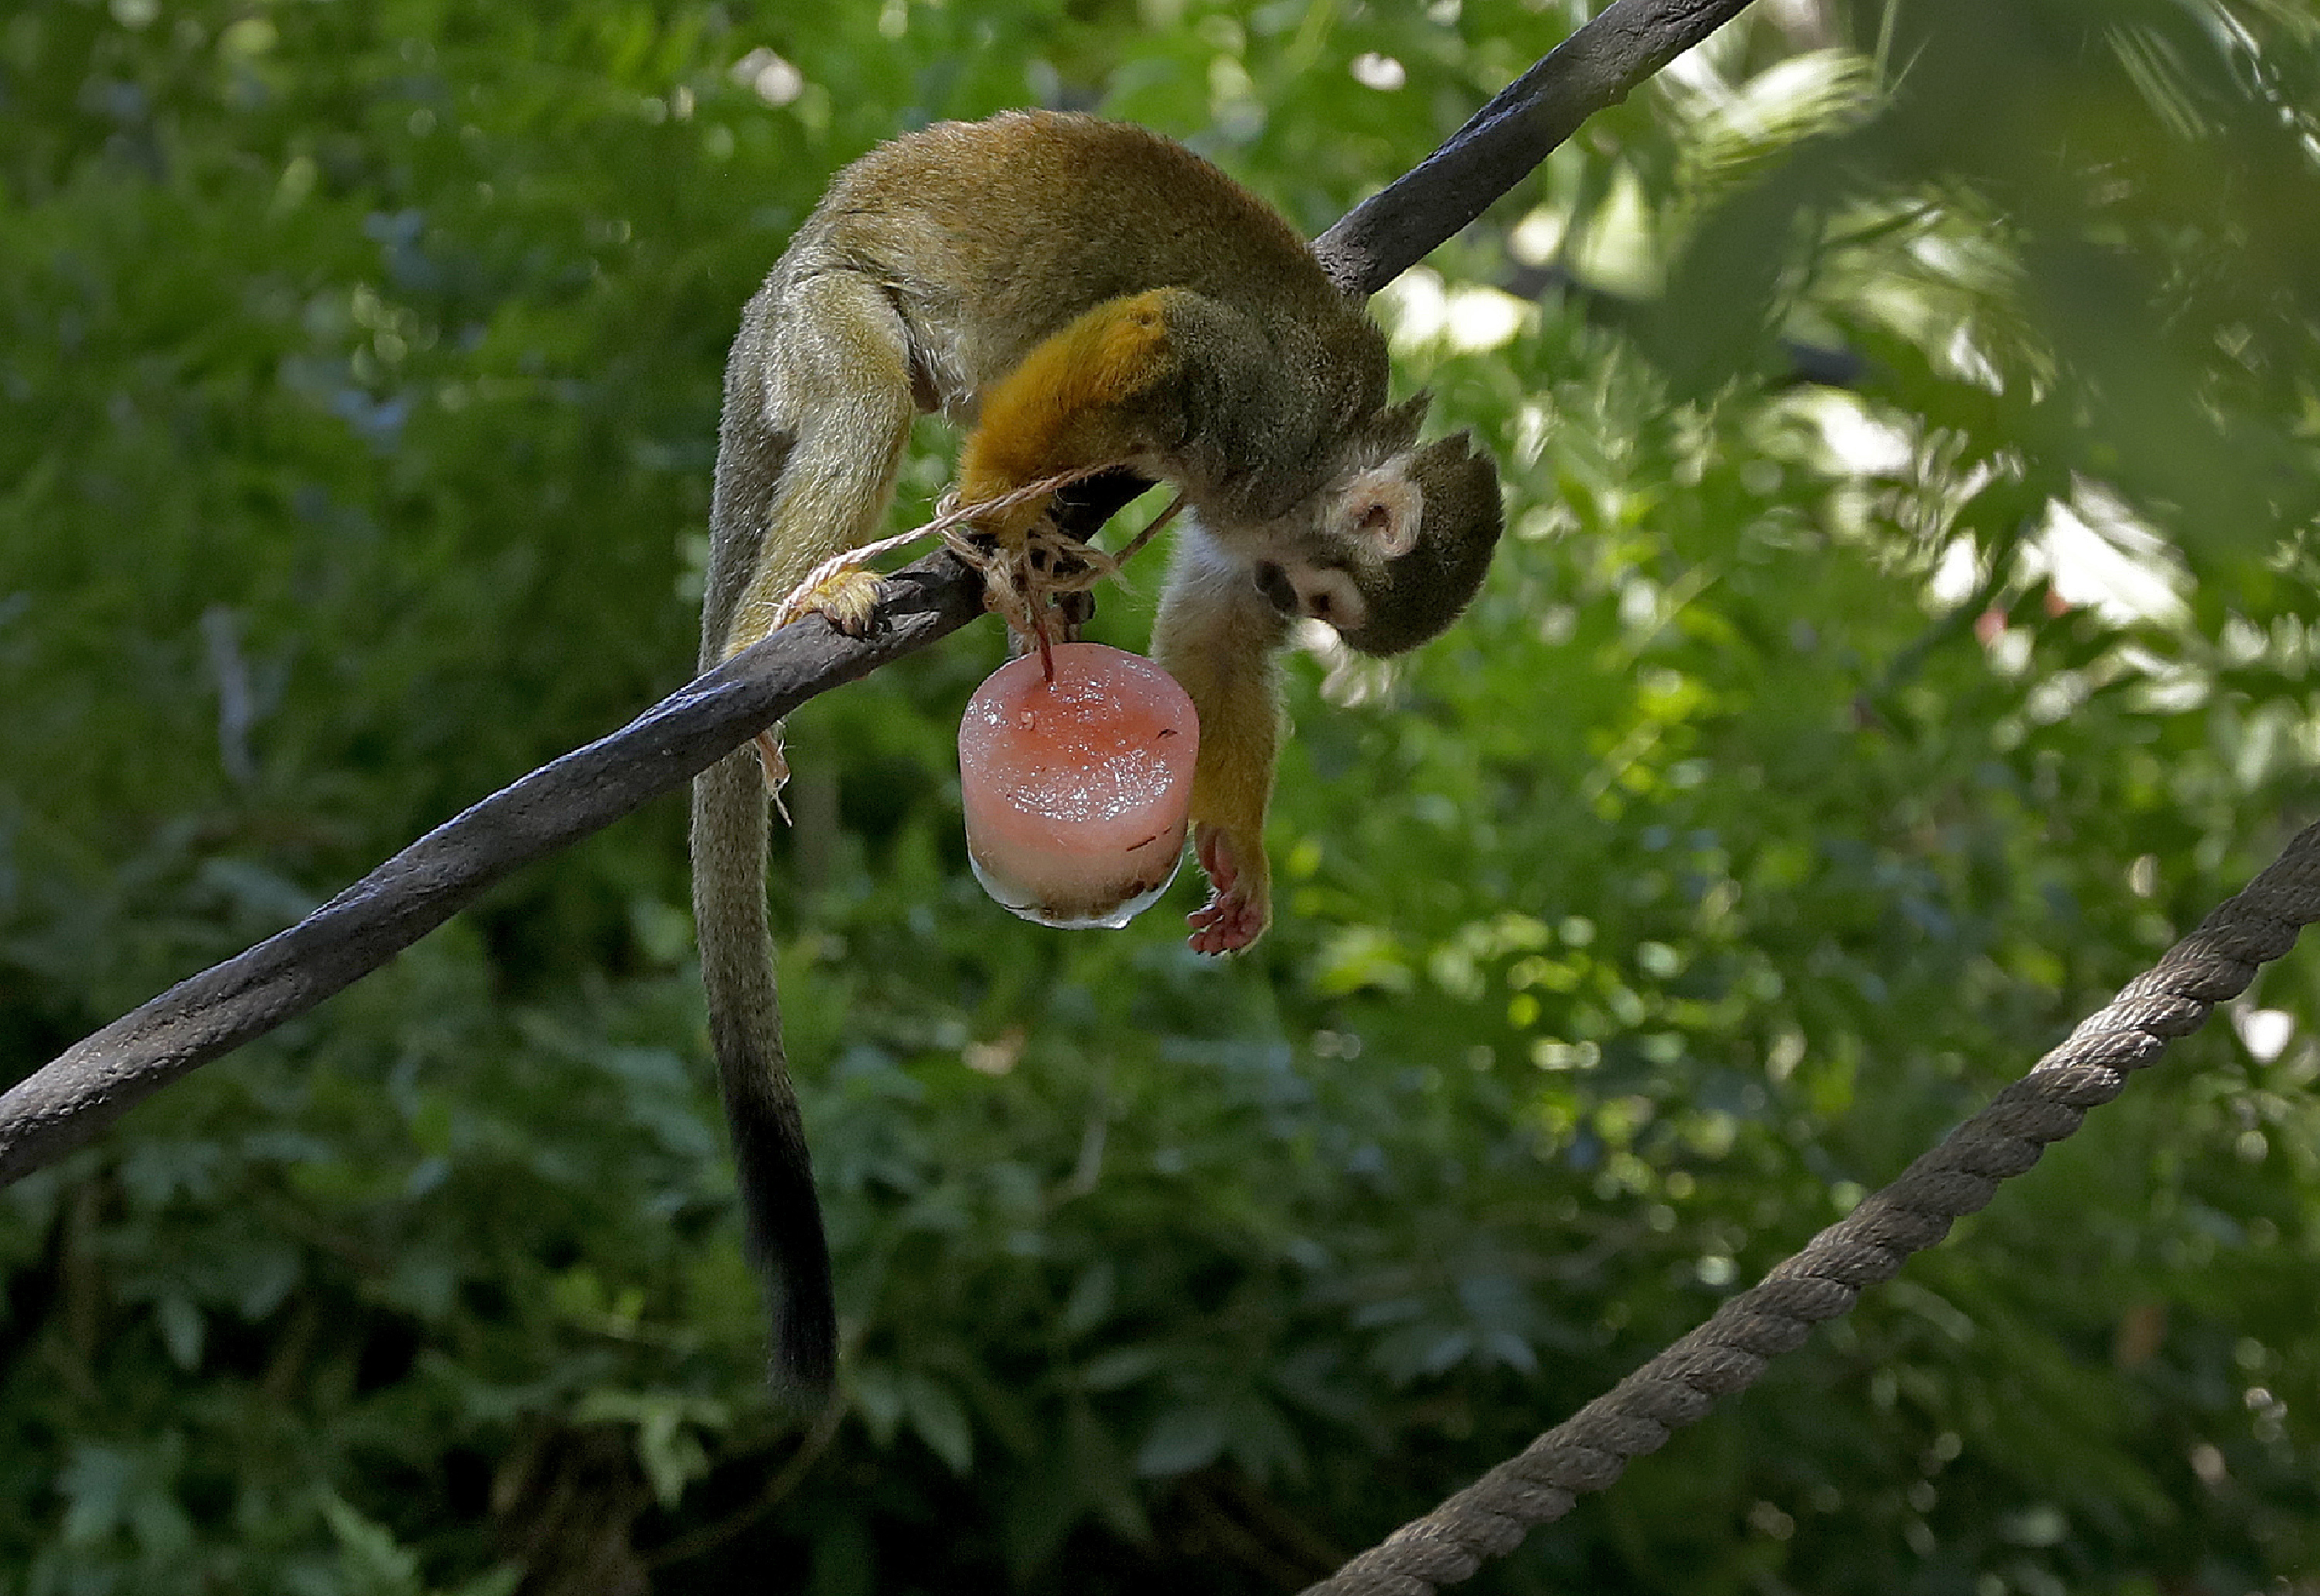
[0,560,981,1182]
[1313,0,1762,295]
[0,0,1764,1182]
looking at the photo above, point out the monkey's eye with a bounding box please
[1252,561,1301,616]
[1298,569,1368,633]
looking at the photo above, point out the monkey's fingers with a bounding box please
[1020,520,1118,594]
[1186,888,1266,955]
[1186,824,1268,956]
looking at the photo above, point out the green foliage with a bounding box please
[5,1,2320,1591]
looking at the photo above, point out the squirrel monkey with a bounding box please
[694,110,1501,1396]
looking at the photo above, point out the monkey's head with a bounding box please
[1254,402,1503,657]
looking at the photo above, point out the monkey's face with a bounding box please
[1257,431,1503,658]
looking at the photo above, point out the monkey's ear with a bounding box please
[1332,465,1424,559]
[1331,429,1502,657]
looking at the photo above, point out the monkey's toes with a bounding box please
[1186,887,1266,956]
[797,568,889,636]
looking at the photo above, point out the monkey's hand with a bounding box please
[1186,822,1270,956]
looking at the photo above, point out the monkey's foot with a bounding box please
[770,565,889,639]
[754,728,793,823]
[754,728,790,793]
[1186,824,1269,956]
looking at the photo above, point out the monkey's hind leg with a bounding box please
[718,272,920,660]
[715,271,919,795]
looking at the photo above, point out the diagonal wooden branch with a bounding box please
[0,560,981,1183]
[0,0,1763,1182]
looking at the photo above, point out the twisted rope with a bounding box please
[1305,820,2320,1596]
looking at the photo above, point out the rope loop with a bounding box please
[1302,820,2320,1596]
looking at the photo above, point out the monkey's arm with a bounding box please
[956,288,1260,544]
[1151,534,1288,956]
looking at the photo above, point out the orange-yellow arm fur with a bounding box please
[954,288,1186,544]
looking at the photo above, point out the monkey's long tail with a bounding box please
[688,460,1167,1403]
[693,743,838,1403]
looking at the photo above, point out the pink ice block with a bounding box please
[959,643,1200,929]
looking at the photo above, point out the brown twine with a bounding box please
[1304,819,2320,1596]
[769,461,1155,635]
[756,461,1170,786]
